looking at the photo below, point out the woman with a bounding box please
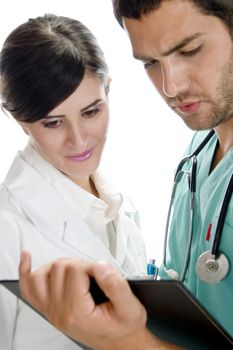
[0,14,147,350]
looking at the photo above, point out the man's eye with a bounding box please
[181,46,202,57]
[143,59,156,69]
[43,119,61,128]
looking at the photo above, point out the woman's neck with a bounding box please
[67,175,99,197]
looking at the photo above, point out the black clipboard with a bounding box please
[127,279,233,349]
[1,278,233,350]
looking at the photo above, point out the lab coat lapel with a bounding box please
[4,155,122,271]
[61,219,121,268]
[114,208,147,275]
[114,212,131,266]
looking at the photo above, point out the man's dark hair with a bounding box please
[112,0,233,31]
[0,14,109,122]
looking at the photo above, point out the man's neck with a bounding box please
[212,118,233,169]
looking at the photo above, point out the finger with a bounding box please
[19,250,32,298]
[64,259,94,315]
[19,252,51,315]
[92,263,135,315]
[92,263,147,330]
[19,250,32,276]
[48,258,77,319]
[47,259,96,334]
[49,259,68,302]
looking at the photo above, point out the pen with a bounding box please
[147,258,158,279]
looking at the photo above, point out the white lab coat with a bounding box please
[0,153,147,350]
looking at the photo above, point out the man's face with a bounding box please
[123,0,233,131]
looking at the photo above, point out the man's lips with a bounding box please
[66,147,95,161]
[172,101,201,113]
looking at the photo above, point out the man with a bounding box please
[19,0,233,349]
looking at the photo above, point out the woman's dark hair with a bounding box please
[0,14,109,122]
[112,0,233,31]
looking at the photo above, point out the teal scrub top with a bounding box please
[159,130,233,337]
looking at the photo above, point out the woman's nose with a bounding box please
[67,124,87,150]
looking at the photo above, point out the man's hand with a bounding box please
[19,252,148,350]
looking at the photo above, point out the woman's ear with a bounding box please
[104,77,112,95]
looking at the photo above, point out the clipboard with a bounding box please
[1,278,233,349]
[127,279,233,349]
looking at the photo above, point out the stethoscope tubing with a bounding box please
[174,129,215,179]
[212,173,233,256]
[163,130,216,281]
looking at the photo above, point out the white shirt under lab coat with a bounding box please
[0,144,147,350]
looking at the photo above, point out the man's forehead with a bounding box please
[122,1,223,60]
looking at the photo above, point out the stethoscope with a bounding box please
[163,129,233,284]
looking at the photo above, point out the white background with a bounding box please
[0,0,193,264]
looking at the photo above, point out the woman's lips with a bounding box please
[175,101,201,114]
[66,147,94,161]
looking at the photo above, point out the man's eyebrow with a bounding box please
[162,33,203,56]
[45,99,103,118]
[133,33,203,61]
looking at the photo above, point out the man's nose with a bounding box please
[161,61,189,98]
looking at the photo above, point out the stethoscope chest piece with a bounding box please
[196,250,229,284]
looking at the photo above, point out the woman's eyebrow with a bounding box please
[45,99,103,118]
[81,99,102,112]
[44,114,65,119]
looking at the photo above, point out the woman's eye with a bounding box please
[83,106,101,118]
[42,119,61,128]
[181,46,202,57]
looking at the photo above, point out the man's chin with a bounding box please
[181,117,211,131]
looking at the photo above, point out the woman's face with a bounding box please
[20,73,110,187]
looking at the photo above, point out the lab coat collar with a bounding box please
[4,154,68,229]
[92,172,123,221]
[21,143,95,220]
[22,144,124,224]
[4,154,124,272]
